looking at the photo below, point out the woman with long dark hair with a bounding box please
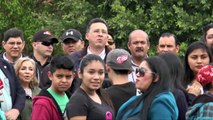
[116,56,178,120]
[159,52,187,120]
[183,41,212,106]
[66,54,114,120]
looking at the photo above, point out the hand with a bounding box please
[186,80,202,96]
[5,109,20,120]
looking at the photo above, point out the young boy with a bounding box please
[105,49,137,115]
[31,54,75,120]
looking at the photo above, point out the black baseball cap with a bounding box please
[61,29,83,42]
[33,30,58,43]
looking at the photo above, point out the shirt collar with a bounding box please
[87,47,106,60]
[3,52,22,64]
[131,60,139,67]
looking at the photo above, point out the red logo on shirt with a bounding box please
[0,79,3,90]
[106,111,112,120]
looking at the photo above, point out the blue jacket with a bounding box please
[116,91,178,120]
[0,58,25,112]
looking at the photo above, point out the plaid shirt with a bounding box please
[186,102,213,120]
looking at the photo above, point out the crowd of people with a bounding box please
[0,17,212,120]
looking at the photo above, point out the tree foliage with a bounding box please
[0,0,212,56]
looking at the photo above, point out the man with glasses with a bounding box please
[0,28,25,120]
[30,30,58,86]
[1,28,25,64]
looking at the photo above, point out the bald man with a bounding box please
[127,29,150,83]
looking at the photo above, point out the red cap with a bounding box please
[197,65,213,86]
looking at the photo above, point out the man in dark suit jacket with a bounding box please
[0,57,25,120]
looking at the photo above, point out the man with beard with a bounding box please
[127,29,150,83]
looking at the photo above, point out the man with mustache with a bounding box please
[127,29,150,83]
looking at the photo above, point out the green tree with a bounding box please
[0,0,212,57]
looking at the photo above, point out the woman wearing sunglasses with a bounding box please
[116,56,178,120]
[106,33,116,50]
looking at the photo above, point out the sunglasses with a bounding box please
[108,40,114,45]
[41,41,54,46]
[136,68,156,77]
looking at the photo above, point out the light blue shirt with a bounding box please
[0,69,12,111]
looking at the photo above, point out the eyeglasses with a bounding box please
[108,41,114,45]
[7,42,23,46]
[135,67,156,77]
[41,41,54,46]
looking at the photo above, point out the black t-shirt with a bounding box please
[66,88,114,120]
[106,82,136,115]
